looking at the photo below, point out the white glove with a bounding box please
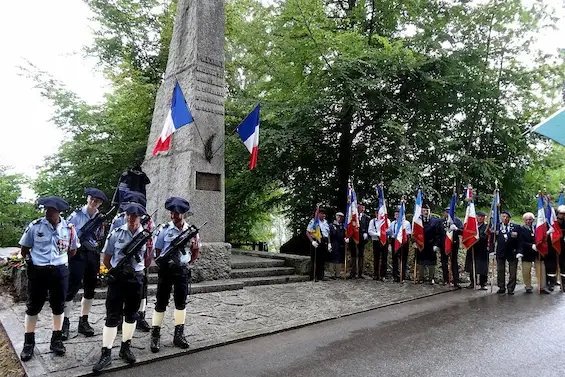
[433,246,440,253]
[449,224,458,231]
[489,252,496,257]
[328,244,332,252]
[532,244,537,251]
[345,238,349,244]
[388,245,392,252]
[511,232,518,238]
[516,253,523,259]
[547,230,552,235]
[312,241,319,248]
[363,233,368,240]
[412,243,418,249]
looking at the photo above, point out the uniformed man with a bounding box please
[150,197,200,353]
[464,211,489,290]
[306,207,330,282]
[387,207,412,282]
[517,212,550,294]
[18,196,79,361]
[415,204,441,284]
[349,203,370,279]
[93,203,151,373]
[557,205,565,288]
[328,212,346,279]
[368,208,391,281]
[440,207,463,288]
[489,210,520,295]
[109,190,153,332]
[63,188,108,340]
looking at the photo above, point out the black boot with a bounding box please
[61,317,70,341]
[78,315,95,337]
[92,347,112,374]
[136,311,151,332]
[173,324,189,349]
[119,340,136,364]
[20,332,35,361]
[150,326,161,353]
[50,330,66,356]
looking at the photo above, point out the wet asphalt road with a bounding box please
[107,287,565,377]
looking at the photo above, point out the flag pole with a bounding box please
[472,246,477,290]
[491,180,499,293]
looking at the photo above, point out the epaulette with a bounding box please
[31,218,42,225]
[112,212,125,223]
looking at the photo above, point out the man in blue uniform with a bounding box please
[306,207,331,281]
[489,210,520,295]
[109,190,153,332]
[63,188,108,340]
[93,203,151,373]
[150,197,200,353]
[18,196,79,361]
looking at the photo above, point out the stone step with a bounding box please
[230,267,296,279]
[234,274,311,287]
[230,258,286,269]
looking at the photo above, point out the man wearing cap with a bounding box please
[557,205,565,288]
[63,188,108,340]
[110,190,153,332]
[18,196,79,361]
[387,207,412,282]
[349,203,371,279]
[416,203,441,284]
[440,207,464,288]
[93,203,151,373]
[306,207,330,281]
[369,208,391,281]
[489,210,520,295]
[328,212,346,279]
[465,211,489,290]
[518,212,550,294]
[150,197,199,352]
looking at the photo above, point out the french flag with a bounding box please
[535,193,549,257]
[345,184,360,244]
[412,188,424,251]
[377,186,389,245]
[547,197,562,254]
[152,82,194,156]
[462,186,479,249]
[394,200,408,252]
[236,104,260,170]
[444,192,457,255]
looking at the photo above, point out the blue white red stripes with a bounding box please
[345,184,359,244]
[394,200,408,252]
[412,188,424,251]
[535,193,549,256]
[462,186,479,249]
[444,192,457,255]
[236,104,260,170]
[376,186,389,245]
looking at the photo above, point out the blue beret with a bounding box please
[476,211,487,216]
[123,202,147,216]
[165,197,190,214]
[502,210,511,218]
[85,187,108,202]
[38,196,70,212]
[121,191,147,207]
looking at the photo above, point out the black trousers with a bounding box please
[372,240,388,279]
[155,265,190,312]
[310,240,327,280]
[105,272,143,326]
[470,272,488,286]
[392,243,409,281]
[441,248,460,284]
[142,269,148,300]
[350,240,366,276]
[26,264,69,316]
[66,248,100,301]
[497,259,517,293]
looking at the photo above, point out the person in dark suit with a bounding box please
[517,212,550,294]
[465,211,489,290]
[416,204,441,284]
[440,208,464,288]
[349,203,371,278]
[489,210,520,295]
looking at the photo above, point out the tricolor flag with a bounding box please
[535,193,549,256]
[412,188,424,251]
[377,186,389,245]
[547,196,562,254]
[309,204,322,242]
[152,82,194,156]
[444,192,457,255]
[236,104,260,170]
[345,184,360,244]
[487,189,500,250]
[462,186,479,249]
[394,200,408,252]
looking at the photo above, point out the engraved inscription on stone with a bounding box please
[196,74,225,89]
[196,172,222,191]
[198,54,224,68]
[196,85,225,98]
[196,65,224,79]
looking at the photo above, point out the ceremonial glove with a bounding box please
[532,244,537,252]
[363,233,368,240]
[547,230,552,236]
[516,253,524,259]
[345,238,349,244]
[449,224,458,231]
[312,241,319,248]
[433,246,440,253]
[388,245,392,253]
[328,244,332,252]
[511,232,518,238]
[489,252,496,257]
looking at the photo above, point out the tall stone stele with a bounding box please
[142,0,231,281]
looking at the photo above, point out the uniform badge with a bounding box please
[58,239,68,255]
[118,238,124,244]
[37,232,44,237]
[167,232,174,237]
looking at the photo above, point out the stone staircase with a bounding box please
[77,251,309,301]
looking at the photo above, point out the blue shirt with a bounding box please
[67,206,104,245]
[155,221,197,265]
[19,217,80,266]
[307,218,330,238]
[102,224,146,272]
[110,212,154,257]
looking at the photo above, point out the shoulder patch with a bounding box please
[31,218,42,225]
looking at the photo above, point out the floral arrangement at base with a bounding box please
[97,265,109,287]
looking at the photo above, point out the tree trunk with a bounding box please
[337,102,355,210]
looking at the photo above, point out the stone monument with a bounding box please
[142,0,230,280]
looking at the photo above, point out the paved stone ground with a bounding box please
[0,279,451,377]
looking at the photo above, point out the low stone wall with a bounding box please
[231,249,310,275]
[191,242,232,282]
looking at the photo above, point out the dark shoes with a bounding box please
[525,288,533,294]
[479,285,488,291]
[136,312,151,332]
[541,287,551,295]
[61,317,70,341]
[50,330,65,356]
[93,347,112,374]
[497,288,506,294]
[78,315,95,337]
[173,325,190,349]
[119,340,136,364]
[150,326,161,353]
[20,332,35,361]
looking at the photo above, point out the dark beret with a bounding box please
[502,210,511,218]
[476,211,487,217]
[165,197,190,214]
[123,202,147,216]
[38,196,69,212]
[121,191,147,207]
[85,187,108,202]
